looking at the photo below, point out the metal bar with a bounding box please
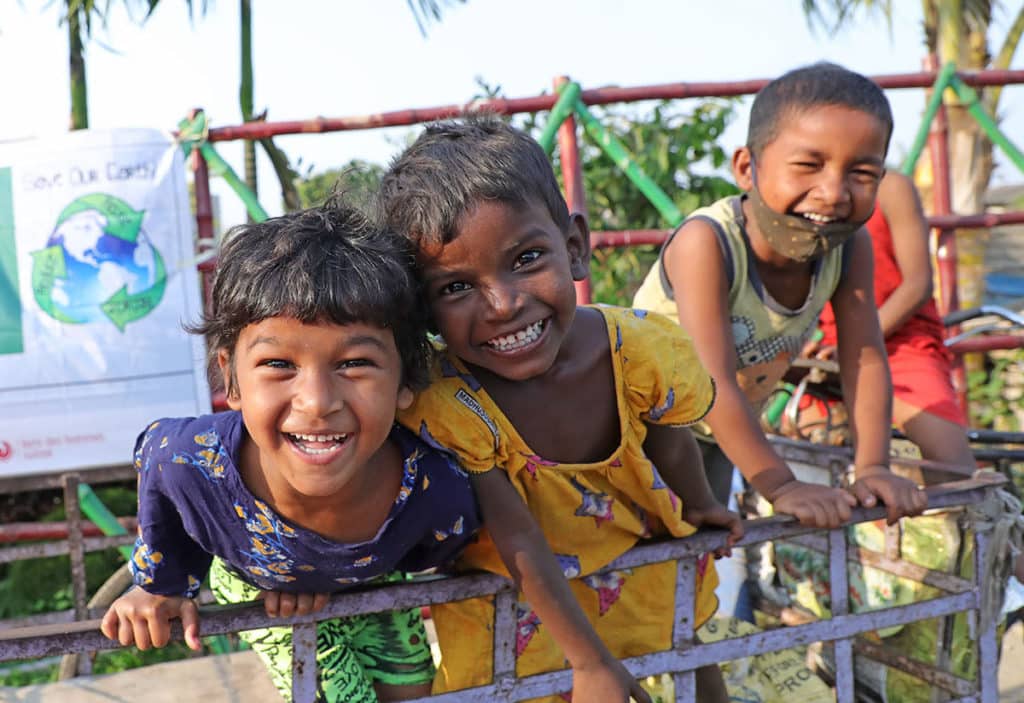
[949,75,1024,174]
[671,557,697,702]
[291,622,319,702]
[828,527,855,703]
[189,109,217,309]
[780,534,973,594]
[1,590,978,699]
[0,534,136,565]
[758,601,976,697]
[572,98,684,227]
[924,55,967,415]
[0,465,134,495]
[975,530,999,703]
[537,80,581,154]
[201,69,1024,142]
[0,518,137,543]
[61,473,90,676]
[3,478,1000,662]
[492,589,517,684]
[901,62,958,176]
[554,76,592,306]
[588,209,1024,250]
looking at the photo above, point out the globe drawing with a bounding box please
[31,194,166,331]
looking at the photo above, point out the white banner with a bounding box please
[0,129,211,476]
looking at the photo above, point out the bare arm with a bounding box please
[470,470,650,703]
[874,171,934,337]
[832,228,928,522]
[663,221,856,527]
[833,228,892,470]
[643,422,743,551]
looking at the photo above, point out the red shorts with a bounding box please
[888,344,966,427]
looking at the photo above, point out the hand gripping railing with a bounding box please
[0,473,1010,702]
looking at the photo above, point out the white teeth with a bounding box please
[487,320,544,351]
[802,212,837,223]
[290,433,346,443]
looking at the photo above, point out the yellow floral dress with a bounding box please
[399,306,720,701]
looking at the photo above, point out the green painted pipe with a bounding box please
[900,62,958,177]
[537,81,582,155]
[77,483,133,561]
[177,114,269,223]
[949,76,1024,176]
[571,99,684,227]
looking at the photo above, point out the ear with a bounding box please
[396,386,415,411]
[566,212,591,282]
[216,348,242,411]
[732,146,754,191]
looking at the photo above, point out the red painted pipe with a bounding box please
[0,519,138,544]
[202,69,1024,143]
[588,208,1024,250]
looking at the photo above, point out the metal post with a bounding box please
[974,529,999,703]
[829,526,854,702]
[62,472,91,675]
[554,75,592,305]
[189,108,217,310]
[291,622,319,702]
[672,558,697,701]
[493,589,518,698]
[923,56,966,410]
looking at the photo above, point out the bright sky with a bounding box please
[2,1,1023,228]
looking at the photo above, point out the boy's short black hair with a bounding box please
[189,199,431,395]
[747,62,893,157]
[377,115,570,250]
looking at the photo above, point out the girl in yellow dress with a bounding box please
[379,116,743,703]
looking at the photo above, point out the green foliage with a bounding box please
[967,350,1024,430]
[0,486,136,620]
[296,160,385,211]
[547,99,740,305]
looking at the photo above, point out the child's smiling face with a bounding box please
[733,104,887,235]
[419,198,589,382]
[219,316,413,502]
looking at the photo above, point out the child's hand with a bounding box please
[771,480,858,528]
[573,658,652,703]
[684,502,744,558]
[849,466,928,525]
[100,586,202,651]
[259,590,329,618]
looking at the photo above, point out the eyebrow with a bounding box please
[793,148,885,168]
[422,231,550,284]
[246,333,390,353]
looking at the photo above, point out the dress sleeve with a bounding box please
[396,357,509,475]
[617,308,716,426]
[403,453,483,573]
[131,421,213,598]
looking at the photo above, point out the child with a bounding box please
[100,202,641,703]
[379,117,743,703]
[814,170,975,472]
[632,62,928,528]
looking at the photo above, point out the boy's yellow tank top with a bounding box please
[633,195,848,410]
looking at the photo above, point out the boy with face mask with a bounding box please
[633,62,927,529]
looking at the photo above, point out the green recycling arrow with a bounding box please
[31,246,81,323]
[57,194,145,243]
[100,245,167,332]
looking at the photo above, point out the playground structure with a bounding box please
[2,63,1024,702]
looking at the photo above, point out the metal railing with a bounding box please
[0,471,1009,702]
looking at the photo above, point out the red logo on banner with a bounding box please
[0,441,11,461]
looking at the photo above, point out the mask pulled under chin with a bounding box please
[746,186,870,262]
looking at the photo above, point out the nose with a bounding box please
[292,370,342,417]
[815,168,850,209]
[482,278,521,321]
